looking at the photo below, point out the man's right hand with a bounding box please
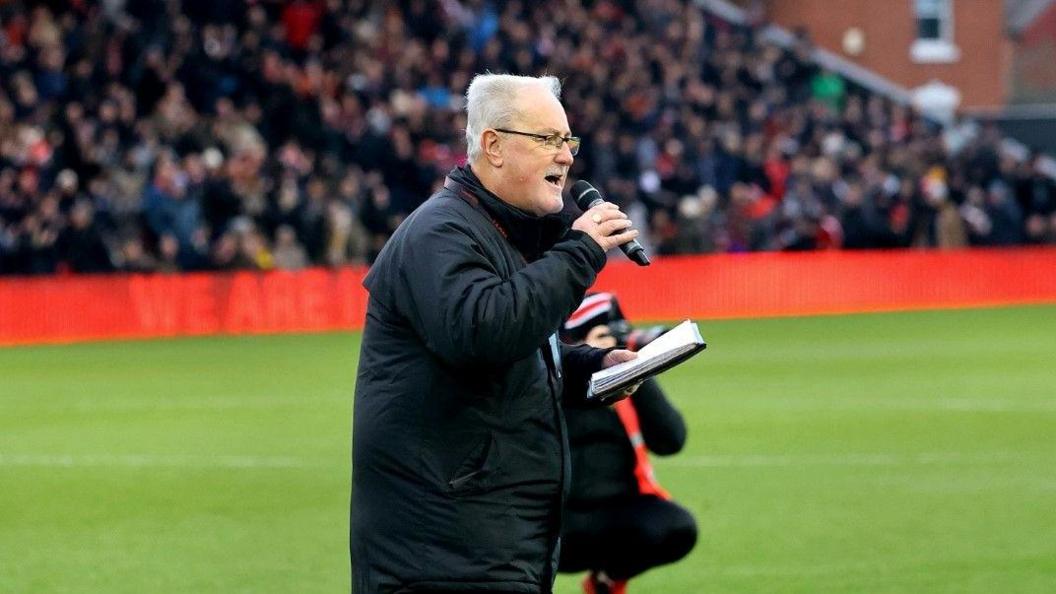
[571,202,640,252]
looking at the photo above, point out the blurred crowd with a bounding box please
[2,0,1055,276]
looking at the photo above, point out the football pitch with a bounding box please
[2,305,1054,593]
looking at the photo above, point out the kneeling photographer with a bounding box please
[559,293,698,594]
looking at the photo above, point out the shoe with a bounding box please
[582,572,628,594]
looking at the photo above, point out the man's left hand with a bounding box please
[602,349,637,368]
[599,349,642,400]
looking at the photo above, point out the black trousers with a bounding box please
[559,495,697,581]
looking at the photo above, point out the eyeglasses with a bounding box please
[494,128,581,156]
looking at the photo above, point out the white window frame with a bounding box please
[910,0,961,63]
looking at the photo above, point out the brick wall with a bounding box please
[762,0,1009,109]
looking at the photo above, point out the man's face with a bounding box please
[583,324,618,349]
[495,87,574,216]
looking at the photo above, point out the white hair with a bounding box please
[464,73,562,163]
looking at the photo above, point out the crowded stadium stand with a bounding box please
[2,0,1055,276]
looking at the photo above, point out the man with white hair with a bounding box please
[351,73,641,593]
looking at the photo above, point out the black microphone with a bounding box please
[572,180,650,266]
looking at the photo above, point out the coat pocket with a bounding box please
[446,433,497,496]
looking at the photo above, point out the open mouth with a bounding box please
[544,174,563,188]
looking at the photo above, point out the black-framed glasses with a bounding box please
[494,128,581,156]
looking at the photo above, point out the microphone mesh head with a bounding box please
[572,180,600,210]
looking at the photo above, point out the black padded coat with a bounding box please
[351,166,609,593]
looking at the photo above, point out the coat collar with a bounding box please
[445,166,571,262]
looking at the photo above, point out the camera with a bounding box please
[608,319,668,352]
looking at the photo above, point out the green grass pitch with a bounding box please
[2,305,1055,593]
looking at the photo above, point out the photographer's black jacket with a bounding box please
[565,379,687,506]
[352,166,609,593]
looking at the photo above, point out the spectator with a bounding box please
[156,233,182,273]
[272,224,307,270]
[281,0,323,55]
[811,67,846,115]
[57,199,114,273]
[117,236,158,273]
[237,226,273,270]
[142,155,201,249]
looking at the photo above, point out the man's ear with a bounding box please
[481,129,503,167]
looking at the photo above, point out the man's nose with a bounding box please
[555,142,574,164]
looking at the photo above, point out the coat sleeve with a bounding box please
[394,219,606,367]
[559,342,611,407]
[632,379,687,455]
